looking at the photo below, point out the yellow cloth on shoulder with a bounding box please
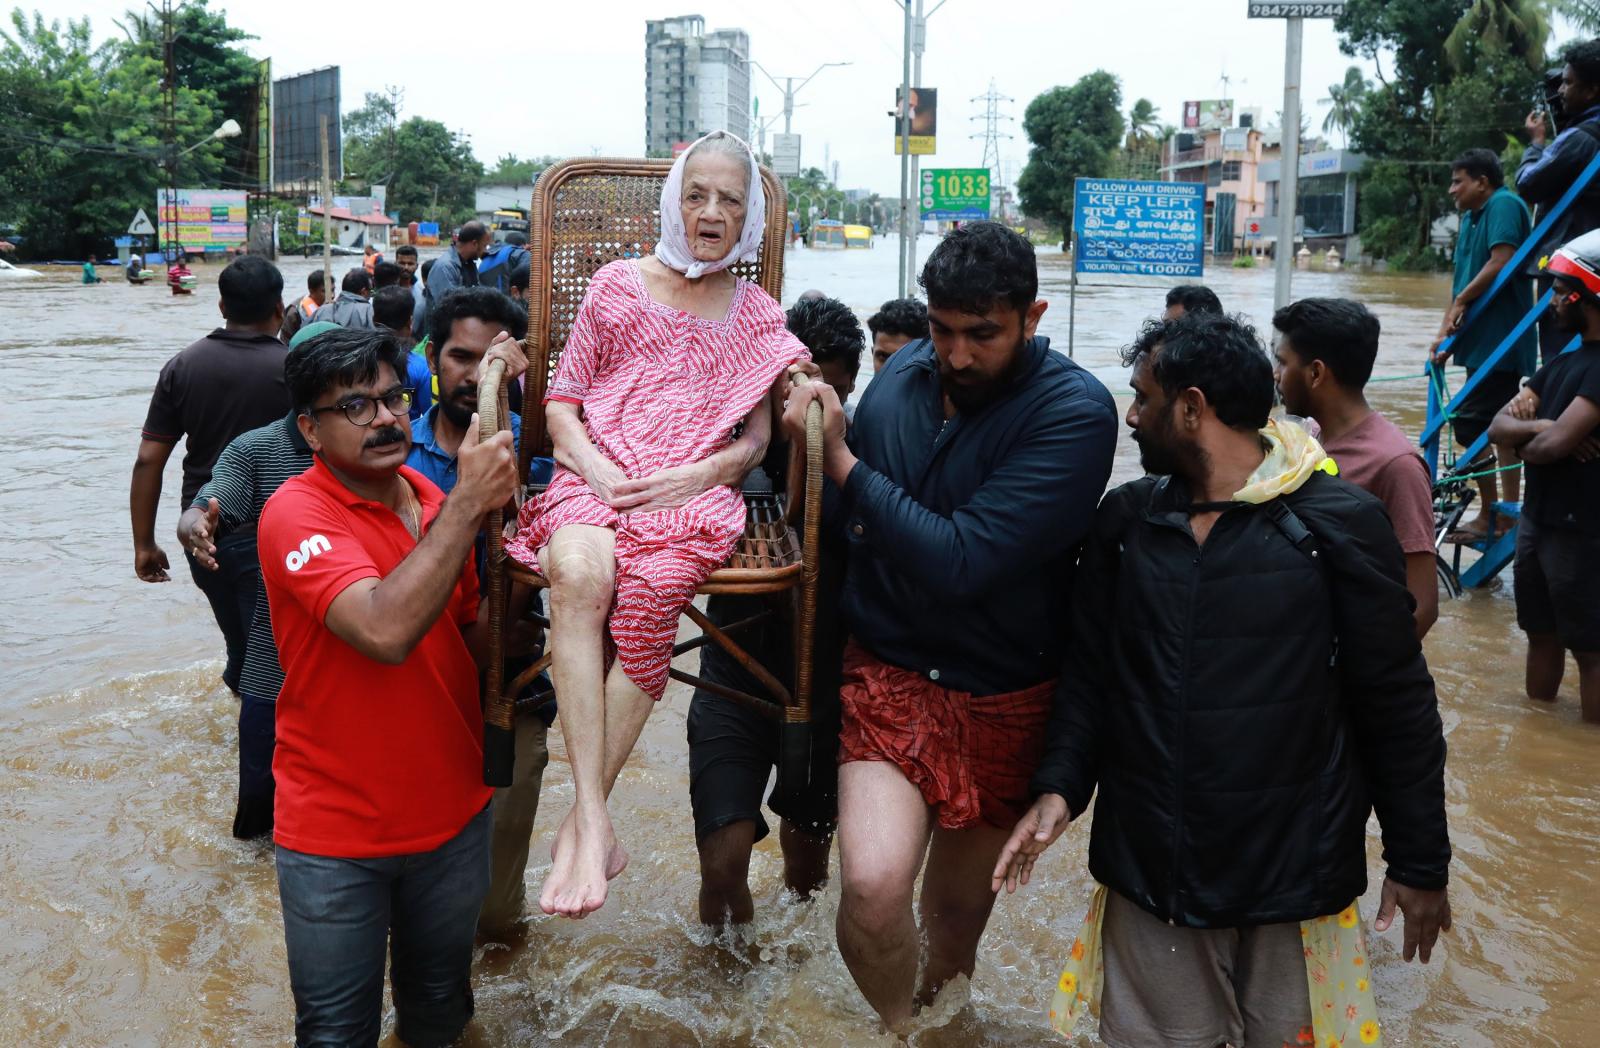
[1048,886,1384,1046]
[1232,417,1339,505]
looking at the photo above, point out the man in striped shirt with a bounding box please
[180,410,314,839]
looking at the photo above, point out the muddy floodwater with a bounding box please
[1,243,1596,1046]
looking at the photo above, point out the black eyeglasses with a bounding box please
[308,386,415,427]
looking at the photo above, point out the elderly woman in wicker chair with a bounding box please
[505,132,811,918]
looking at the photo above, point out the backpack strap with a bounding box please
[1265,497,1338,667]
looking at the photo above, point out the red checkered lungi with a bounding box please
[837,641,1056,830]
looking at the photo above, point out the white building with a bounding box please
[644,15,750,155]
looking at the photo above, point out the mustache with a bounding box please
[448,383,477,403]
[364,426,406,449]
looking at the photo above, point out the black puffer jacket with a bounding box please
[1030,471,1450,928]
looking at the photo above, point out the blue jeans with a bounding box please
[275,805,491,1047]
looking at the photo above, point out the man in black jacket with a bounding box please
[784,223,1118,1033]
[993,312,1452,1048]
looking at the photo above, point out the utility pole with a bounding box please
[896,1,912,296]
[751,59,851,246]
[158,0,178,268]
[320,114,334,297]
[970,79,1014,222]
[905,0,949,289]
[383,84,404,184]
[1274,16,1303,314]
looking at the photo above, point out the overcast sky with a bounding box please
[60,0,1586,195]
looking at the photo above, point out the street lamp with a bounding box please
[749,60,852,137]
[164,118,242,263]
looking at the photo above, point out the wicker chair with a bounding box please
[476,157,823,804]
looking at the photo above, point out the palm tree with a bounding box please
[1553,0,1600,32]
[1126,98,1160,150]
[1445,0,1550,75]
[1320,67,1369,141]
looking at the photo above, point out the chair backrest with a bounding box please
[520,157,789,471]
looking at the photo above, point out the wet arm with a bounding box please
[1518,396,1600,463]
[1405,551,1439,641]
[130,438,175,552]
[323,495,482,664]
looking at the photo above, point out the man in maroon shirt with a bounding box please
[1273,297,1439,638]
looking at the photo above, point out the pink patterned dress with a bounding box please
[505,259,808,700]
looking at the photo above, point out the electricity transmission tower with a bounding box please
[969,80,1014,220]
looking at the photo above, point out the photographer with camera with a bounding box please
[1520,40,1600,365]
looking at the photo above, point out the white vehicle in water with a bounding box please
[0,257,42,278]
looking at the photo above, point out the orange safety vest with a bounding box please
[299,294,318,319]
[363,251,379,274]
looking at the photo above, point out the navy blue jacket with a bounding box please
[837,336,1117,695]
[1517,103,1600,275]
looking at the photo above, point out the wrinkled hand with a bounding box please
[1527,108,1549,146]
[610,462,712,514]
[1508,388,1540,420]
[991,793,1072,895]
[134,543,170,583]
[180,498,223,572]
[579,454,633,508]
[479,330,529,384]
[453,412,519,517]
[1374,878,1452,963]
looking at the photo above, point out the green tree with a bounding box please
[341,90,399,186]
[382,117,484,224]
[483,153,555,185]
[1320,66,1370,138]
[0,9,226,257]
[1338,0,1544,261]
[1017,70,1125,235]
[114,0,261,188]
[1444,0,1549,75]
[1552,0,1600,31]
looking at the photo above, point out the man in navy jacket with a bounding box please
[784,222,1117,1033]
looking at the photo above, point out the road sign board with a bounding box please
[128,208,156,235]
[919,168,990,221]
[772,133,802,177]
[1072,178,1205,277]
[1246,1,1344,16]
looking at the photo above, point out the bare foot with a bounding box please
[539,811,618,918]
[551,808,628,879]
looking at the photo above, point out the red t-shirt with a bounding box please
[259,460,490,857]
[1321,412,1436,556]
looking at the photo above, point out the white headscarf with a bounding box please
[654,131,766,279]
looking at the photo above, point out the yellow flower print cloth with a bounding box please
[1048,886,1384,1047]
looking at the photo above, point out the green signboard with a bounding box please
[920,168,991,221]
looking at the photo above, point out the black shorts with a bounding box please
[1454,367,1523,449]
[1515,516,1600,651]
[686,688,839,843]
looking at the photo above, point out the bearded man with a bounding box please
[783,221,1118,1033]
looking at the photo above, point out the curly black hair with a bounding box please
[427,286,528,352]
[1120,312,1274,430]
[918,221,1037,317]
[867,297,930,341]
[1565,38,1600,88]
[786,296,864,377]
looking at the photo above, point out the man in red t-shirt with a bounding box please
[1273,297,1440,639]
[259,326,519,1046]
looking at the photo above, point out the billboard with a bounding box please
[772,133,802,177]
[157,189,248,254]
[1182,99,1234,130]
[272,66,341,189]
[892,87,937,155]
[1072,178,1205,277]
[920,168,991,220]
